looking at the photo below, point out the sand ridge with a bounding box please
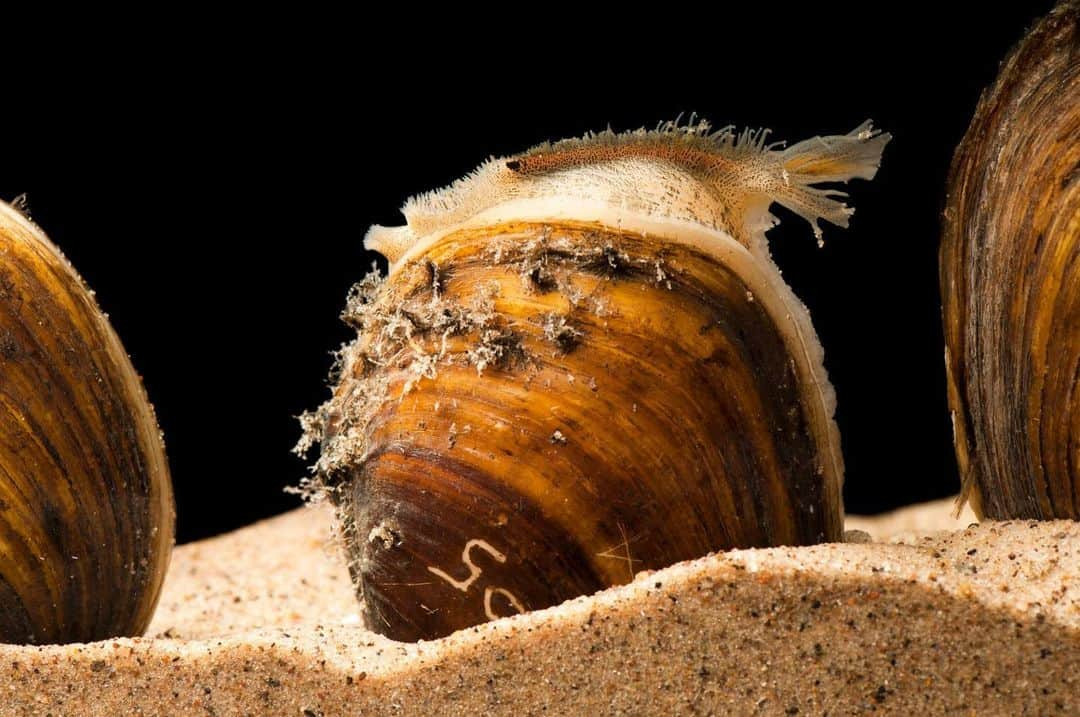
[0,499,1077,715]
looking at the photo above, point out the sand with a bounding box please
[0,498,1076,715]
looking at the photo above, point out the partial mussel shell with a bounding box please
[940,1,1080,519]
[0,201,174,644]
[301,119,889,640]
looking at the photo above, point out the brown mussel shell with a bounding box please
[0,201,174,644]
[334,223,840,641]
[940,1,1080,519]
[301,119,888,641]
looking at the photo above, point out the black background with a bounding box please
[2,4,1057,543]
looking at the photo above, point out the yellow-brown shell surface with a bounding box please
[301,120,888,641]
[941,1,1080,519]
[0,201,174,644]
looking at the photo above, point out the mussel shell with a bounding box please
[326,220,842,641]
[0,202,174,644]
[940,1,1080,519]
